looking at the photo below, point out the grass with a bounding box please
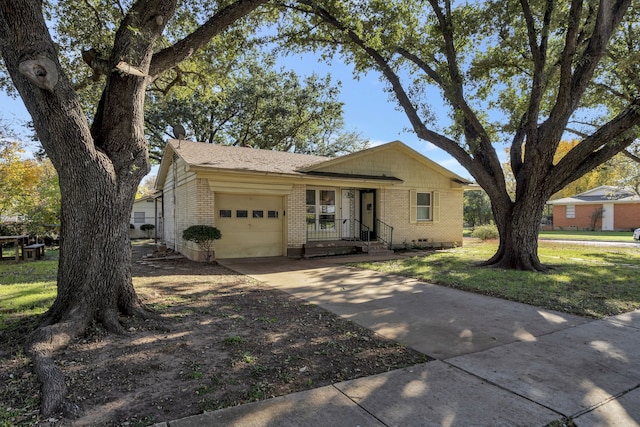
[0,251,58,332]
[355,240,640,319]
[538,230,636,242]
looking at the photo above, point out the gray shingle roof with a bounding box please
[169,140,329,175]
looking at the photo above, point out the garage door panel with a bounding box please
[215,194,284,259]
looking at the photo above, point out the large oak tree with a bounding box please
[279,0,640,271]
[0,0,267,416]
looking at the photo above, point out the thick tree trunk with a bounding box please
[45,176,146,331]
[483,206,546,271]
[0,0,157,416]
[481,167,550,271]
[27,168,149,416]
[0,0,270,417]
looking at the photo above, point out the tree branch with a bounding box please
[519,0,554,147]
[550,98,640,189]
[149,0,268,78]
[425,0,505,185]
[622,148,640,163]
[546,0,631,139]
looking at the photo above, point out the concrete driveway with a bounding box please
[220,255,589,359]
[190,255,640,426]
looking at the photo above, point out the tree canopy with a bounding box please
[145,55,368,160]
[0,136,60,231]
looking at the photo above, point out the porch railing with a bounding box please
[376,219,394,250]
[307,218,371,251]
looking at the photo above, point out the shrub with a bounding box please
[471,224,499,240]
[182,225,222,262]
[140,223,155,238]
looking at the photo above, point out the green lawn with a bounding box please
[538,230,636,242]
[355,241,640,319]
[0,252,58,332]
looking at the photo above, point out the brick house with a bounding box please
[155,140,471,261]
[547,186,640,231]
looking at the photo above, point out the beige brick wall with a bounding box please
[162,157,206,260]
[177,178,218,261]
[380,188,463,248]
[288,184,306,249]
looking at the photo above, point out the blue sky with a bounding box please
[0,51,471,181]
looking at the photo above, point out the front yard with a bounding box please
[0,243,427,426]
[354,239,640,319]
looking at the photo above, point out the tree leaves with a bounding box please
[144,53,368,159]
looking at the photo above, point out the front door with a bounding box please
[360,190,376,239]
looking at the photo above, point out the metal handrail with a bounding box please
[307,218,370,252]
[376,219,394,250]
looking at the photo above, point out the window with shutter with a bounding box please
[410,190,438,223]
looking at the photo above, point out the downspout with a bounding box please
[173,155,178,251]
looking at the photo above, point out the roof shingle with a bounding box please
[169,140,329,175]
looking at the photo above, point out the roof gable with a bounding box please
[302,141,471,184]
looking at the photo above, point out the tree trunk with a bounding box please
[484,204,546,271]
[45,172,146,332]
[0,0,159,416]
[481,167,550,271]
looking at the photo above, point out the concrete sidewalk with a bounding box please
[157,255,640,426]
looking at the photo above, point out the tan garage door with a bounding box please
[215,194,284,258]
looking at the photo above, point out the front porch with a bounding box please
[303,217,394,258]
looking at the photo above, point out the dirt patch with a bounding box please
[1,244,430,426]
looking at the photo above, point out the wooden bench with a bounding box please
[24,243,45,261]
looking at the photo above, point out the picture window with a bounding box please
[306,188,336,231]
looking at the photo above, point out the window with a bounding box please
[416,192,432,221]
[219,209,232,218]
[566,205,575,219]
[267,210,279,218]
[306,188,336,231]
[133,212,145,224]
[410,190,440,223]
[236,210,248,218]
[252,210,264,218]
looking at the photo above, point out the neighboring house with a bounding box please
[155,139,471,261]
[547,186,640,231]
[130,194,163,239]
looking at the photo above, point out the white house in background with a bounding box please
[130,194,163,239]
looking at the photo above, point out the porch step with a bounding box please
[364,241,394,255]
[303,240,363,258]
[303,240,393,258]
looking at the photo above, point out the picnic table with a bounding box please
[0,235,28,261]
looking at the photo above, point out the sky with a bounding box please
[0,50,472,181]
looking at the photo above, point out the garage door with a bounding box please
[215,194,284,259]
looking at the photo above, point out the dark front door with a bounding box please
[360,190,376,239]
